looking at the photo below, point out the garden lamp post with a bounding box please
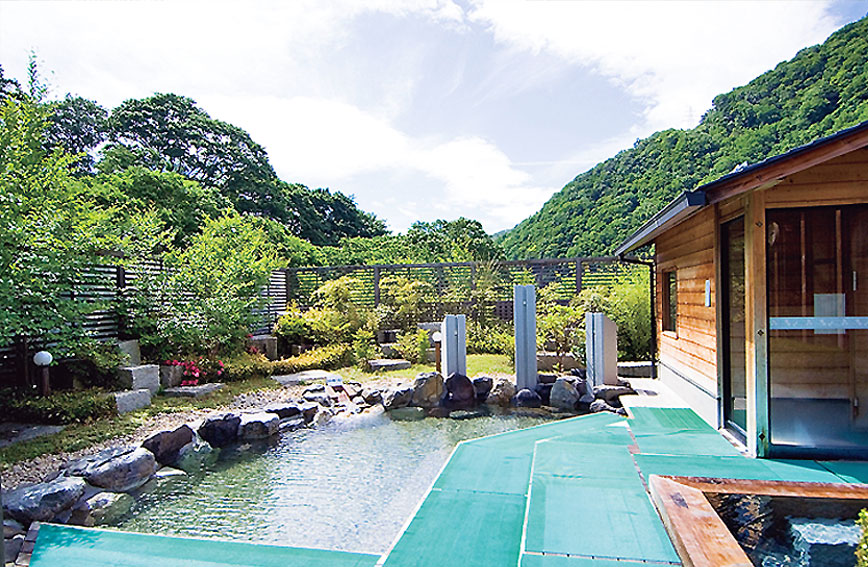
[431,331,442,374]
[33,350,53,396]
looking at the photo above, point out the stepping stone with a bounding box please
[272,370,341,387]
[368,359,411,372]
[163,383,224,398]
[118,365,160,394]
[0,423,65,449]
[113,389,152,414]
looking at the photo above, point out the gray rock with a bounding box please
[486,378,516,406]
[368,359,411,372]
[549,378,580,411]
[302,384,332,406]
[3,476,87,523]
[534,383,553,406]
[117,364,160,394]
[68,446,157,492]
[159,365,185,388]
[389,407,426,421]
[3,518,25,538]
[247,334,278,360]
[113,389,151,414]
[427,407,451,418]
[512,388,542,408]
[312,407,334,427]
[351,396,367,407]
[174,433,215,473]
[137,466,189,493]
[262,402,301,419]
[382,385,413,410]
[361,388,382,405]
[538,373,558,384]
[449,409,488,420]
[472,376,493,402]
[411,372,444,407]
[443,373,476,410]
[279,416,306,432]
[237,412,280,440]
[87,491,134,525]
[198,413,241,447]
[297,402,319,424]
[141,425,194,466]
[272,370,339,387]
[589,399,626,416]
[6,533,24,564]
[117,339,142,366]
[344,381,363,399]
[163,383,224,398]
[593,384,636,407]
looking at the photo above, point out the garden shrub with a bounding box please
[352,328,380,369]
[271,344,354,375]
[0,388,117,424]
[578,270,651,361]
[273,277,372,347]
[466,320,513,357]
[272,302,309,349]
[537,287,585,372]
[378,276,435,330]
[223,352,273,382]
[395,329,430,364]
[65,341,131,389]
[858,509,868,567]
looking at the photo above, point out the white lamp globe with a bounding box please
[431,331,442,342]
[33,351,53,367]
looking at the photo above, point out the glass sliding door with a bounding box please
[767,205,868,457]
[722,217,747,437]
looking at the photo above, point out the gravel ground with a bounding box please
[1,373,417,490]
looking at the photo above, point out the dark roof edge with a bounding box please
[614,190,706,256]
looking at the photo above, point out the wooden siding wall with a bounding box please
[656,206,718,390]
[766,147,868,208]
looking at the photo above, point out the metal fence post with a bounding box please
[575,258,584,295]
[373,266,381,307]
[514,285,538,390]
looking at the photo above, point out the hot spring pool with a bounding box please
[113,409,547,554]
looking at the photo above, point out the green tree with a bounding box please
[45,96,108,175]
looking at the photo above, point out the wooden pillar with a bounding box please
[575,259,584,295]
[744,191,770,457]
[373,266,381,307]
[714,204,725,430]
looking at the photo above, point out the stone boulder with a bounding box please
[472,376,493,403]
[279,416,306,432]
[442,373,476,410]
[141,425,194,466]
[534,383,553,406]
[113,389,151,414]
[382,385,413,410]
[117,364,160,394]
[589,399,627,416]
[67,446,157,492]
[297,402,319,424]
[512,388,542,408]
[3,476,87,523]
[173,433,215,473]
[549,378,579,411]
[593,384,636,408]
[389,407,426,421]
[159,364,184,388]
[198,413,241,447]
[411,372,444,407]
[163,383,224,398]
[237,412,280,440]
[262,402,302,419]
[139,466,189,492]
[87,491,134,525]
[344,381,363,399]
[361,388,382,405]
[5,534,24,564]
[4,518,25,538]
[302,384,332,406]
[486,378,516,407]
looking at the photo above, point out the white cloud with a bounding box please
[467,1,842,132]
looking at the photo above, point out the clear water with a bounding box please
[709,493,866,567]
[114,409,546,554]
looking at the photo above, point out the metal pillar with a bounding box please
[441,314,467,377]
[514,285,538,390]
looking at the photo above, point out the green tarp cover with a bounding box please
[819,461,868,484]
[633,431,743,457]
[30,524,380,567]
[532,441,638,481]
[635,454,845,483]
[628,407,716,434]
[382,489,526,567]
[433,442,533,495]
[521,554,653,567]
[466,414,624,451]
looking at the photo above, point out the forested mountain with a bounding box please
[499,16,868,259]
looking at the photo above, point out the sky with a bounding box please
[1,1,866,234]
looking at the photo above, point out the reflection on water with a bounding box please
[115,410,546,554]
[708,493,865,567]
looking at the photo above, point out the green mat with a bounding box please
[523,475,679,564]
[383,489,526,567]
[633,431,742,457]
[635,454,845,483]
[433,442,533,495]
[533,441,638,480]
[819,461,868,484]
[520,553,647,566]
[467,414,624,451]
[549,423,635,447]
[628,407,716,435]
[30,524,380,567]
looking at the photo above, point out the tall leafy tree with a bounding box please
[45,95,108,175]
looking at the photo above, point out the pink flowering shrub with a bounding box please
[163,357,225,383]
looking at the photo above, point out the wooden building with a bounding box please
[616,120,868,459]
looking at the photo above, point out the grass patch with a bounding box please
[0,377,279,468]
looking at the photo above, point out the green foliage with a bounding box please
[45,95,108,175]
[536,287,585,371]
[123,213,278,359]
[222,352,274,382]
[578,270,652,361]
[271,344,354,375]
[395,329,430,364]
[65,342,130,389]
[352,328,380,370]
[466,319,514,359]
[500,18,868,259]
[858,509,868,567]
[0,95,163,359]
[378,276,436,331]
[0,388,117,425]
